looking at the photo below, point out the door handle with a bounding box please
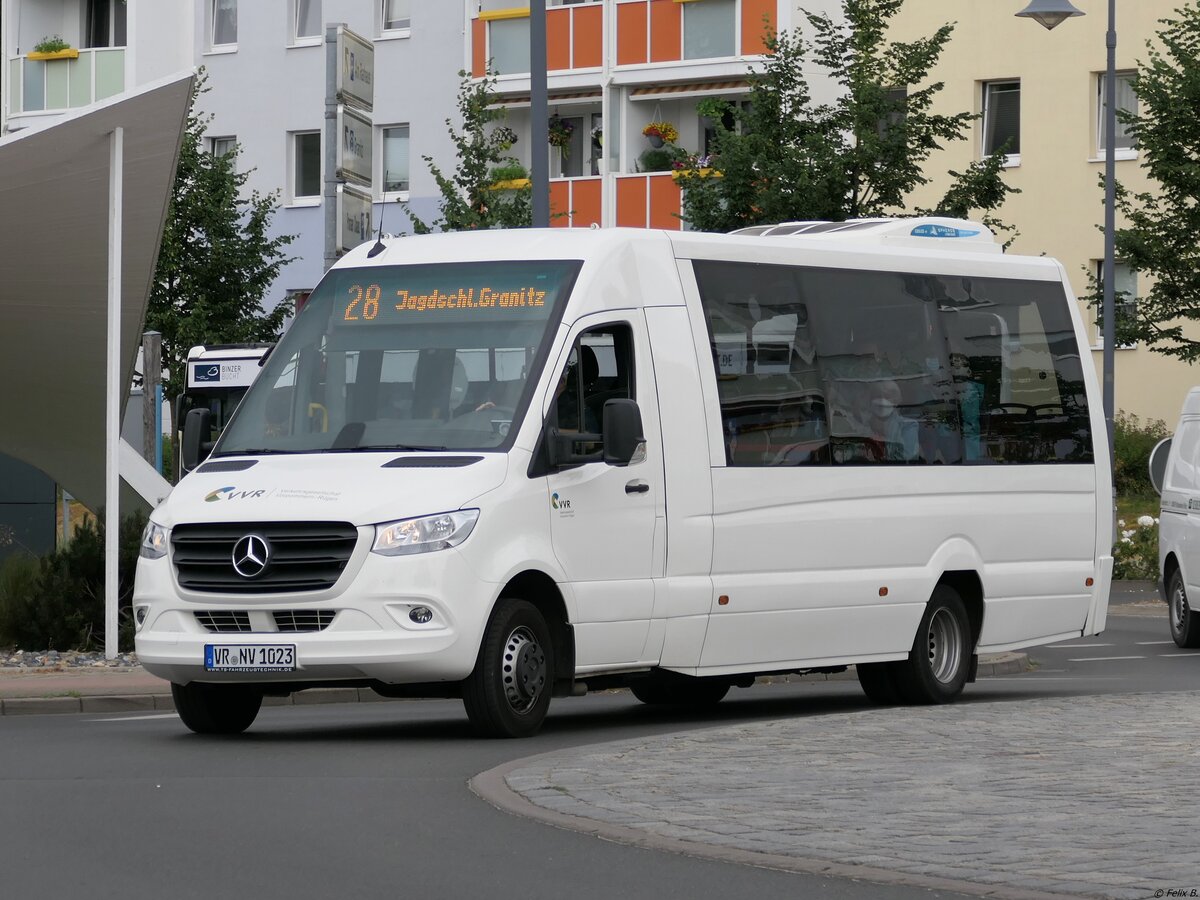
[625,480,650,494]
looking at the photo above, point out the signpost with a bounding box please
[325,24,374,270]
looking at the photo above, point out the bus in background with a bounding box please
[176,344,272,478]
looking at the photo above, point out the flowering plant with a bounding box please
[642,121,679,144]
[548,115,575,150]
[672,153,713,170]
[1113,515,1159,580]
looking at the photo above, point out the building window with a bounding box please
[382,124,410,195]
[292,131,321,201]
[683,0,736,60]
[1096,260,1138,348]
[382,0,410,32]
[982,81,1020,162]
[877,87,908,139]
[294,0,322,42]
[209,136,237,158]
[85,0,127,48]
[1098,71,1137,157]
[211,0,238,48]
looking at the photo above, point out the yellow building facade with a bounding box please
[889,1,1195,425]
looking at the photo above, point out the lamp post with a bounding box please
[1017,0,1116,469]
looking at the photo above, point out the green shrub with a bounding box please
[0,509,147,651]
[637,146,686,173]
[488,162,528,183]
[1113,515,1159,580]
[1113,411,1170,498]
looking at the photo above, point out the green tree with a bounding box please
[405,69,531,233]
[145,74,296,434]
[1105,3,1200,360]
[678,0,1017,239]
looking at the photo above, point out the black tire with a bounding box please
[893,585,972,704]
[463,598,554,738]
[171,682,263,734]
[856,661,902,704]
[1168,569,1200,649]
[630,673,730,707]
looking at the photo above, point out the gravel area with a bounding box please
[0,650,139,669]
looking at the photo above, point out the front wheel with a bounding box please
[894,585,972,704]
[171,682,263,734]
[1168,569,1200,648]
[463,598,554,738]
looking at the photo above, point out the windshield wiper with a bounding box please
[326,444,451,453]
[211,448,302,458]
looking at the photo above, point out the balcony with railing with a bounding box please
[472,3,604,78]
[7,47,126,117]
[616,0,774,67]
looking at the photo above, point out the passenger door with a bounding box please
[542,314,665,668]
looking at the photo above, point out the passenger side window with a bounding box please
[692,260,1091,467]
[553,324,635,456]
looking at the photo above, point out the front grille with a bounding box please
[172,522,359,594]
[195,611,252,633]
[273,610,336,633]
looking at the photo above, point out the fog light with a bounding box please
[134,606,148,630]
[409,606,433,624]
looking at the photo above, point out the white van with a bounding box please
[1153,388,1200,648]
[134,220,1113,737]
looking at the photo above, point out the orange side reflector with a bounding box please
[718,595,729,606]
[879,587,889,597]
[1086,577,1095,587]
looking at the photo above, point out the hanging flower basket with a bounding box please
[643,121,678,147]
[548,115,575,157]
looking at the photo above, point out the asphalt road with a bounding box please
[1,603,1190,900]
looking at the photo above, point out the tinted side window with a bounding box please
[692,260,1091,466]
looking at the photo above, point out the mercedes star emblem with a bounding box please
[231,534,271,579]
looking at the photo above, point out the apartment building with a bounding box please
[890,2,1193,424]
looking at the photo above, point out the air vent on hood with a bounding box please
[197,459,259,473]
[382,456,483,468]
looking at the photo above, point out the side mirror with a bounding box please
[182,407,214,473]
[602,399,645,466]
[1149,436,1173,496]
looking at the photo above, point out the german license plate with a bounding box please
[204,644,296,673]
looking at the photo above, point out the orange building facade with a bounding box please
[468,0,829,230]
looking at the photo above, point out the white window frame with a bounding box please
[289,130,322,207]
[1092,259,1138,350]
[981,80,1021,168]
[379,0,411,40]
[208,0,238,52]
[378,123,411,201]
[290,0,322,47]
[1094,70,1138,162]
[209,135,237,158]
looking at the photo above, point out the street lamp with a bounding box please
[1017,0,1117,471]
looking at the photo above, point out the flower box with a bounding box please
[27,48,79,61]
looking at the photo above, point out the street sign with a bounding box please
[337,184,373,253]
[336,25,373,111]
[336,104,372,186]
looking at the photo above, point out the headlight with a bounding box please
[139,521,168,559]
[372,510,479,557]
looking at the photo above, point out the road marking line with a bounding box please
[1045,643,1112,648]
[1136,641,1175,645]
[88,713,178,722]
[1158,653,1200,658]
[1066,655,1144,662]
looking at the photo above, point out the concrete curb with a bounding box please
[469,749,1073,900]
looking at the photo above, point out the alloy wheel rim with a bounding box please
[502,626,546,714]
[927,608,963,684]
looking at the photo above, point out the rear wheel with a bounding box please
[171,682,263,734]
[1168,569,1200,648]
[856,661,901,704]
[630,673,730,707]
[894,585,972,704]
[463,598,554,738]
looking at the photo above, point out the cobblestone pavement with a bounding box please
[490,692,1200,900]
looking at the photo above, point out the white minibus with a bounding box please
[134,220,1113,737]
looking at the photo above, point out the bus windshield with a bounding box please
[215,260,580,456]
